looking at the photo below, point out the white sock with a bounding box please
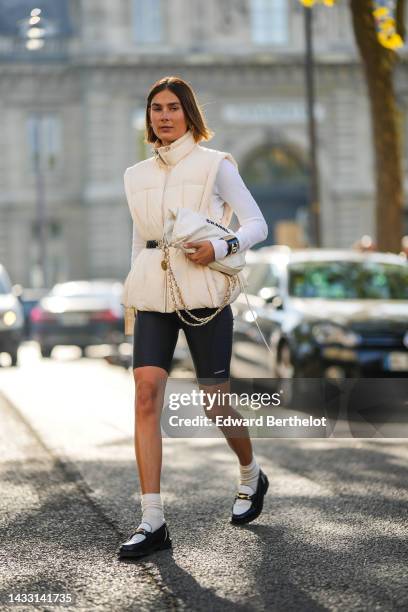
[123,493,165,545]
[141,493,165,530]
[233,457,260,516]
[240,457,260,492]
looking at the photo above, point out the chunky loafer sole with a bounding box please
[231,470,269,525]
[118,523,172,559]
[118,537,172,559]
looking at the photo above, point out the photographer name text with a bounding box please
[168,415,327,428]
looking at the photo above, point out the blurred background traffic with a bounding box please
[0,0,407,382]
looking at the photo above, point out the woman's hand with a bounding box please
[183,240,215,265]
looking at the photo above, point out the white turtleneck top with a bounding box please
[131,158,268,266]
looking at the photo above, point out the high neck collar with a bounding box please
[153,130,197,167]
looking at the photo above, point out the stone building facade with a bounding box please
[0,0,407,287]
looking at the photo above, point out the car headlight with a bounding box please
[2,310,17,326]
[312,323,361,347]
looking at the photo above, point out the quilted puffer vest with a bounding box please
[122,129,241,312]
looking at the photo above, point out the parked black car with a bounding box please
[232,247,408,382]
[0,264,24,366]
[30,280,126,357]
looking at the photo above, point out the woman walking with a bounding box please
[119,76,269,559]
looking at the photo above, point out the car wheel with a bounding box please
[275,342,297,405]
[40,346,53,358]
[276,342,295,379]
[276,342,320,411]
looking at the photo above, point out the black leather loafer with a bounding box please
[118,523,172,559]
[231,469,269,525]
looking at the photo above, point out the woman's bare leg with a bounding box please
[133,366,168,493]
[199,380,253,465]
[118,366,169,555]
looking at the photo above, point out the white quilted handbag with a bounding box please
[163,206,246,275]
[159,207,245,326]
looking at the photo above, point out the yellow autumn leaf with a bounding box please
[386,33,404,49]
[381,18,395,30]
[378,31,404,50]
[373,7,389,18]
[379,24,395,37]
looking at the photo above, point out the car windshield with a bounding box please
[288,261,408,300]
[0,275,11,294]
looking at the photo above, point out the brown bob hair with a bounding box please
[145,76,213,144]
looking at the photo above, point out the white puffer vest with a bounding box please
[122,130,242,312]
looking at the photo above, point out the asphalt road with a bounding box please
[0,343,407,611]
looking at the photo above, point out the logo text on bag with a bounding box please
[206,218,229,232]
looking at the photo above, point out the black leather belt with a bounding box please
[146,240,160,248]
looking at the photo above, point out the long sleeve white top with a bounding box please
[130,158,268,266]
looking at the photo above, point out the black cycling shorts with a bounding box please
[132,306,233,379]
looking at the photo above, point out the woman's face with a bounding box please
[149,89,188,145]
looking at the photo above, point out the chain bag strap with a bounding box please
[160,242,238,327]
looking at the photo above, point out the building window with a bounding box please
[132,107,150,160]
[250,0,288,45]
[133,0,163,44]
[27,113,61,173]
